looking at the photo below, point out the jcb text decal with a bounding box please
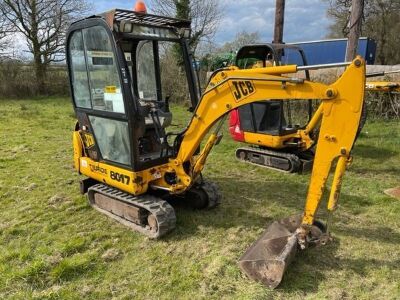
[230,80,256,102]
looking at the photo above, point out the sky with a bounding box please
[92,0,333,44]
[5,0,333,58]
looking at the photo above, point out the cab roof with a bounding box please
[98,8,191,30]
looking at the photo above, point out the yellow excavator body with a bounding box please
[66,8,366,288]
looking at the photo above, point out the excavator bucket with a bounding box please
[238,215,302,288]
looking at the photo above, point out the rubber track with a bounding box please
[88,184,176,239]
[235,147,301,173]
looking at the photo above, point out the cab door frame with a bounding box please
[66,17,142,172]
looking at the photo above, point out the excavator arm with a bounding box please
[177,66,327,164]
[297,59,366,244]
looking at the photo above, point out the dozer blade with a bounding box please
[238,215,302,288]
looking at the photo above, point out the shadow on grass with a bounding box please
[337,225,400,244]
[165,178,308,238]
[264,227,400,293]
[351,166,400,176]
[352,144,397,161]
[163,176,400,292]
[281,237,400,292]
[166,176,373,238]
[278,239,340,293]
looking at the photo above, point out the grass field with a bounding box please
[0,97,399,299]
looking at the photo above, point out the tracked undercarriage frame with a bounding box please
[81,179,221,239]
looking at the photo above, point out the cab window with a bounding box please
[69,31,91,109]
[136,41,157,101]
[83,26,125,113]
[89,116,131,165]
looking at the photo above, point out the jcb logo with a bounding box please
[230,80,256,102]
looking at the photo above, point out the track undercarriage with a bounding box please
[235,147,314,174]
[84,180,221,238]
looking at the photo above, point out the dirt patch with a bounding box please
[101,248,121,261]
[384,187,400,199]
[49,194,71,205]
[25,183,37,191]
[47,252,63,265]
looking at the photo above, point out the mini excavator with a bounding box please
[66,3,366,288]
[228,43,317,173]
[229,45,399,174]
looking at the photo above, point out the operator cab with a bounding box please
[66,9,199,172]
[232,44,312,137]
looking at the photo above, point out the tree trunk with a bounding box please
[346,0,364,61]
[30,1,46,95]
[33,51,46,95]
[377,10,388,65]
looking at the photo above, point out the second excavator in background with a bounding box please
[228,45,399,174]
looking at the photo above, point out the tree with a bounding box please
[363,0,400,64]
[218,31,261,53]
[326,0,400,64]
[0,14,12,55]
[0,0,90,93]
[150,0,222,55]
[204,31,260,71]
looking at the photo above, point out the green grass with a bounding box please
[0,97,399,299]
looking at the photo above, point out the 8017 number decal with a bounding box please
[110,171,130,185]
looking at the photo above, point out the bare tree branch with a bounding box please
[0,14,13,53]
[149,0,222,56]
[325,0,400,64]
[0,0,91,92]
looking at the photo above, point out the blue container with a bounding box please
[288,37,376,65]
